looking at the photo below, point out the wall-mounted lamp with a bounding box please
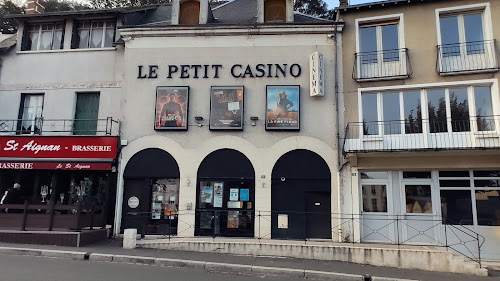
[250,116,259,121]
[194,116,204,121]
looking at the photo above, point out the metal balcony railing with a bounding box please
[353,48,412,81]
[0,117,120,136]
[437,40,500,75]
[343,117,500,154]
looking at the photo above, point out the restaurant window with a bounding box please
[17,94,44,134]
[179,1,200,25]
[73,20,115,49]
[264,0,286,23]
[22,22,64,51]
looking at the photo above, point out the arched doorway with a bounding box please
[271,149,331,239]
[122,148,180,235]
[195,149,255,237]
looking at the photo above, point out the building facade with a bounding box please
[337,0,500,260]
[115,0,342,239]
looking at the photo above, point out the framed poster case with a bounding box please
[155,86,189,130]
[210,86,244,130]
[265,85,300,131]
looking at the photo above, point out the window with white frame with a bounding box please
[360,85,495,135]
[359,20,400,64]
[360,171,388,213]
[439,170,500,226]
[439,11,485,56]
[75,20,115,49]
[17,94,44,134]
[22,22,64,51]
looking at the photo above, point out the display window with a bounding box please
[195,179,254,237]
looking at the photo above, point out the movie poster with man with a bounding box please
[266,85,300,130]
[210,86,244,130]
[155,86,189,130]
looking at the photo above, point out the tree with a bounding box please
[88,0,170,9]
[294,0,331,19]
[0,0,23,34]
[43,0,91,12]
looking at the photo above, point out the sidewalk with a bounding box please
[0,238,498,281]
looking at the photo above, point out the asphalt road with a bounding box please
[0,254,295,281]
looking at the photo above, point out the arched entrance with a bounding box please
[271,149,331,239]
[195,149,255,237]
[122,148,180,235]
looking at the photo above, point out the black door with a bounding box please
[121,178,150,234]
[305,192,331,239]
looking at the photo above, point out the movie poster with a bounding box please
[266,85,300,130]
[210,86,244,130]
[155,86,189,130]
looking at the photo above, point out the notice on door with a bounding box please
[278,214,288,229]
[229,188,239,201]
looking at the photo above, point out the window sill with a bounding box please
[475,133,499,139]
[438,68,500,76]
[17,47,117,54]
[363,136,383,142]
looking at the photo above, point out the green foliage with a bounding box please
[43,0,91,12]
[88,0,170,9]
[0,0,23,34]
[294,0,332,19]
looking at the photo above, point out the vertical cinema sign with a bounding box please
[309,52,324,97]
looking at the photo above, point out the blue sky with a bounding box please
[324,0,383,9]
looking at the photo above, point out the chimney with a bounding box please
[26,0,45,14]
[339,0,349,6]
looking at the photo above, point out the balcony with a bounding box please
[0,117,120,136]
[353,48,412,82]
[437,40,499,75]
[343,117,500,154]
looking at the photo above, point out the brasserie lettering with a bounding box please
[72,145,112,152]
[137,63,302,79]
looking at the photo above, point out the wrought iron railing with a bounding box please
[436,40,499,75]
[124,210,485,267]
[353,48,412,81]
[0,117,120,136]
[343,117,500,154]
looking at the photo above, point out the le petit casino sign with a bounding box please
[137,63,303,79]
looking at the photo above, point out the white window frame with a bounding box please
[400,171,435,216]
[435,3,493,46]
[77,19,115,49]
[26,22,64,51]
[359,171,391,214]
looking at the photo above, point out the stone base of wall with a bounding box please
[0,229,108,247]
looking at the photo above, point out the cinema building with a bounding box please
[115,0,341,239]
[0,2,122,236]
[337,0,500,260]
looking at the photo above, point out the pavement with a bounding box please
[0,238,499,281]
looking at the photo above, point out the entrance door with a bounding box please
[121,178,150,234]
[74,93,100,135]
[305,192,331,239]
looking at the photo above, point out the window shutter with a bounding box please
[60,20,66,49]
[70,20,79,49]
[20,23,30,51]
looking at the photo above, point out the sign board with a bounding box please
[0,162,112,170]
[278,214,288,229]
[310,52,324,97]
[128,196,140,209]
[0,136,118,160]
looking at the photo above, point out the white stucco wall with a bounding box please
[115,29,340,237]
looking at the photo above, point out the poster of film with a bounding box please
[266,85,300,130]
[155,86,189,130]
[210,86,244,130]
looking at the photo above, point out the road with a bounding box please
[0,254,295,281]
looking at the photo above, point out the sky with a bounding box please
[324,0,384,9]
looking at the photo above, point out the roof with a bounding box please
[335,0,448,13]
[5,5,158,19]
[0,34,17,52]
[8,0,335,26]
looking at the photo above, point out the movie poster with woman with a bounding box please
[210,86,244,130]
[266,85,300,130]
[155,86,189,130]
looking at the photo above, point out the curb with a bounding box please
[0,247,419,281]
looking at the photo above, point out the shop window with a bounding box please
[405,185,432,213]
[17,94,44,134]
[151,179,179,221]
[73,20,115,49]
[474,170,500,177]
[179,1,200,25]
[440,190,473,225]
[475,190,500,226]
[362,185,387,212]
[439,170,470,177]
[264,0,286,23]
[22,22,64,51]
